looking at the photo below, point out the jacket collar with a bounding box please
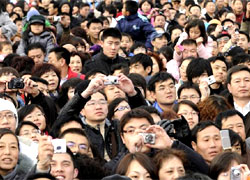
[125,13,138,20]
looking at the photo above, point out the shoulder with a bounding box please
[116,15,125,21]
[138,13,149,22]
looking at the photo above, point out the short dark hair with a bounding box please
[177,82,201,99]
[208,56,229,70]
[139,106,161,117]
[26,43,46,54]
[173,100,199,115]
[232,53,250,66]
[50,1,59,9]
[226,65,250,84]
[59,127,88,138]
[49,47,71,65]
[80,2,90,9]
[186,58,213,82]
[215,109,245,129]
[181,39,197,46]
[148,72,175,92]
[130,42,146,54]
[101,28,122,41]
[130,53,153,75]
[189,4,201,12]
[0,128,19,150]
[0,67,19,78]
[124,0,138,15]
[221,19,234,26]
[107,98,128,120]
[239,31,250,42]
[191,121,220,143]
[86,18,103,28]
[15,121,39,136]
[127,73,147,97]
[27,173,56,180]
[119,108,154,134]
[103,5,117,17]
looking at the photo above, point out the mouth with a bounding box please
[209,151,218,157]
[55,175,65,180]
[95,112,104,116]
[2,158,13,164]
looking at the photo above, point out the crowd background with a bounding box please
[0,0,249,179]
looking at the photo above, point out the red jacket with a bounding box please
[67,67,85,80]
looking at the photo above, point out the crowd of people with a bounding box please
[0,0,249,179]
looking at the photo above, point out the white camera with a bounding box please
[104,76,119,85]
[205,75,216,85]
[51,139,66,153]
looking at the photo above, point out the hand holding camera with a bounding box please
[230,164,250,180]
[22,77,39,97]
[116,73,137,97]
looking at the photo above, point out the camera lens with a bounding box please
[56,146,62,150]
[233,169,241,177]
[145,134,153,143]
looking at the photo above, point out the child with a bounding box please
[16,15,56,61]
[121,33,133,53]
[116,0,155,49]
[0,41,13,62]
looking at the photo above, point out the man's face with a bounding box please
[88,23,103,40]
[15,21,22,34]
[61,15,71,28]
[121,117,151,153]
[217,36,230,52]
[237,34,249,52]
[0,134,19,176]
[182,44,198,59]
[102,37,121,59]
[62,133,89,155]
[82,92,108,123]
[130,62,150,78]
[0,110,16,133]
[48,3,56,15]
[50,153,78,180]
[210,60,227,84]
[233,0,243,14]
[222,114,246,141]
[80,6,90,17]
[19,125,40,143]
[48,52,61,70]
[104,85,126,103]
[190,6,201,17]
[152,79,176,107]
[192,126,222,164]
[28,48,45,65]
[152,36,168,51]
[206,2,215,14]
[228,70,250,99]
[179,88,200,104]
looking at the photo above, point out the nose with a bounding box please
[3,146,10,155]
[209,139,216,148]
[173,170,181,179]
[1,116,9,124]
[55,164,63,172]
[240,80,245,87]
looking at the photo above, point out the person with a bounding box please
[48,47,85,86]
[191,121,223,165]
[150,31,168,52]
[0,41,13,61]
[177,82,201,105]
[0,0,17,41]
[26,43,46,65]
[83,28,128,75]
[129,53,153,80]
[148,72,177,114]
[116,152,158,180]
[232,0,244,23]
[209,152,243,180]
[26,173,56,180]
[227,65,250,116]
[116,0,155,49]
[173,100,200,130]
[16,121,40,143]
[154,149,186,180]
[107,98,131,121]
[237,31,249,54]
[87,18,103,46]
[16,15,56,61]
[69,52,86,74]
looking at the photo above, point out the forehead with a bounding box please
[231,70,250,79]
[0,133,18,143]
[103,36,121,42]
[183,44,196,49]
[28,48,43,54]
[20,125,36,132]
[180,88,199,95]
[89,22,102,28]
[197,126,220,138]
[90,92,105,100]
[124,117,151,128]
[223,114,243,123]
[155,79,174,87]
[52,153,73,163]
[212,59,227,66]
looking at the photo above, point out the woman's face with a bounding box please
[231,142,242,155]
[217,161,239,180]
[177,14,186,27]
[126,160,152,180]
[41,70,59,92]
[177,104,199,129]
[151,57,160,76]
[171,29,182,43]
[6,4,14,14]
[61,4,70,13]
[189,26,201,40]
[113,101,131,120]
[67,87,75,100]
[159,157,185,180]
[69,55,82,73]
[141,1,152,13]
[23,107,46,131]
[179,59,191,82]
[30,23,44,35]
[19,125,40,143]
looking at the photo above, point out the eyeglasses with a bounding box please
[180,96,200,101]
[66,141,88,151]
[85,100,107,106]
[114,105,130,112]
[25,113,44,120]
[0,112,15,120]
[20,129,41,137]
[123,125,149,135]
[178,111,198,117]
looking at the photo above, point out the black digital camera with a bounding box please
[8,78,24,89]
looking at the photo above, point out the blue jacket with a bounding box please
[116,13,155,49]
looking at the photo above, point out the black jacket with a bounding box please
[83,51,129,75]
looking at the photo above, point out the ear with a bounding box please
[121,133,126,144]
[99,40,104,48]
[80,108,86,116]
[73,168,78,178]
[60,58,66,66]
[227,83,232,94]
[151,40,156,47]
[150,91,156,101]
[146,66,152,75]
[191,141,197,151]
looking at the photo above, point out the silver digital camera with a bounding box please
[230,167,241,180]
[139,133,155,145]
[104,76,119,85]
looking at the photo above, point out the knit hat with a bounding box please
[27,8,40,21]
[29,15,46,25]
[0,98,18,127]
[102,174,132,180]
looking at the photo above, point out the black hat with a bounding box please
[29,15,45,25]
[226,46,245,57]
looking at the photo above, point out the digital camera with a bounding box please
[8,78,24,89]
[51,139,67,153]
[230,167,241,180]
[104,76,119,85]
[139,133,155,145]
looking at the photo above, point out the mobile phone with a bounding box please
[205,75,216,85]
[220,130,231,151]
[51,139,66,153]
[177,45,184,52]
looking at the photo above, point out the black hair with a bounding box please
[232,53,250,66]
[59,1,72,15]
[130,42,147,53]
[148,72,176,92]
[239,31,250,42]
[208,56,229,70]
[15,121,39,136]
[226,65,250,84]
[204,0,214,8]
[158,45,174,62]
[0,128,19,150]
[215,109,245,128]
[186,58,213,82]
[207,24,217,36]
[0,0,7,12]
[181,39,197,46]
[139,106,161,116]
[101,28,121,41]
[26,42,46,54]
[107,98,128,120]
[185,0,195,7]
[173,100,200,119]
[30,76,48,85]
[49,47,71,65]
[85,69,107,80]
[191,121,220,143]
[124,0,138,15]
[130,53,153,75]
[177,81,201,99]
[110,63,129,75]
[86,18,103,28]
[228,129,246,155]
[127,73,147,97]
[50,0,59,9]
[221,19,234,26]
[80,2,90,9]
[103,5,117,17]
[26,173,56,180]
